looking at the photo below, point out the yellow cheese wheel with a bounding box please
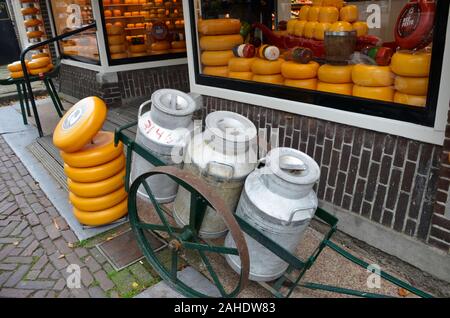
[201,50,234,66]
[308,6,321,22]
[60,131,123,168]
[199,34,243,51]
[314,22,331,40]
[198,19,241,35]
[28,57,50,69]
[284,78,318,90]
[69,187,127,212]
[228,71,253,81]
[294,20,307,37]
[108,35,125,45]
[109,44,126,54]
[27,30,44,39]
[24,19,42,28]
[64,154,125,183]
[299,6,310,21]
[29,65,52,75]
[10,71,25,79]
[394,92,426,107]
[353,85,394,102]
[329,21,353,32]
[171,41,186,49]
[317,82,353,95]
[251,58,284,75]
[151,41,171,51]
[352,65,394,87]
[105,10,112,17]
[31,53,49,59]
[228,57,256,72]
[390,51,431,77]
[130,52,149,57]
[287,19,298,35]
[108,25,124,35]
[21,7,39,15]
[203,66,228,77]
[252,74,284,85]
[7,61,28,72]
[322,0,344,9]
[53,97,107,153]
[318,64,353,83]
[319,7,339,23]
[394,76,429,95]
[129,44,147,53]
[352,21,368,37]
[73,198,128,226]
[281,61,319,79]
[304,21,318,39]
[340,5,358,22]
[111,53,128,59]
[124,12,132,17]
[67,168,125,198]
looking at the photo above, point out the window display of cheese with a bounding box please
[129,44,147,53]
[198,19,241,35]
[394,76,428,96]
[201,50,234,66]
[394,92,426,107]
[228,57,256,72]
[251,58,284,75]
[318,64,353,84]
[285,78,318,90]
[329,21,353,32]
[319,7,339,23]
[340,5,358,23]
[299,6,310,21]
[252,74,284,85]
[229,71,253,81]
[390,51,431,77]
[317,82,353,95]
[304,21,318,39]
[151,41,170,51]
[308,6,320,22]
[199,34,243,51]
[108,34,125,45]
[352,21,368,37]
[314,22,331,40]
[73,199,128,226]
[353,85,394,102]
[352,65,394,87]
[281,61,319,80]
[24,18,42,28]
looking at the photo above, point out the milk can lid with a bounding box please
[151,89,196,116]
[205,111,257,144]
[265,147,320,185]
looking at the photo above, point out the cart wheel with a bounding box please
[128,166,249,298]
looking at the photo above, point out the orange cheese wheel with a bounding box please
[29,65,52,75]
[113,9,122,17]
[203,66,228,77]
[299,6,310,21]
[73,199,128,226]
[317,82,353,95]
[319,7,339,23]
[199,34,243,51]
[67,168,125,198]
[251,58,284,75]
[27,30,44,39]
[304,21,317,38]
[53,97,107,153]
[60,131,123,168]
[318,64,353,83]
[353,85,394,102]
[64,154,125,183]
[7,61,28,72]
[308,6,321,22]
[352,21,368,37]
[329,21,353,32]
[21,7,39,15]
[111,53,128,59]
[352,65,394,87]
[108,25,124,35]
[124,12,132,17]
[340,5,358,22]
[109,44,126,54]
[24,19,42,28]
[108,35,125,45]
[31,53,49,59]
[229,71,253,81]
[322,0,344,9]
[314,22,331,40]
[394,76,429,95]
[294,20,307,37]
[252,74,284,85]
[69,187,127,212]
[130,52,149,57]
[390,51,431,77]
[201,50,234,66]
[284,78,318,90]
[10,71,25,79]
[28,57,50,69]
[151,41,170,51]
[171,41,186,49]
[198,19,241,35]
[104,10,112,17]
[228,57,256,72]
[129,44,147,53]
[281,61,319,79]
[394,92,426,107]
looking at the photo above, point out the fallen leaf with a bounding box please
[398,288,410,297]
[13,241,19,246]
[53,218,60,230]
[58,254,65,259]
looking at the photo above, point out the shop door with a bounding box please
[0,0,21,65]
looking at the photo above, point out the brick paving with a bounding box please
[0,135,156,298]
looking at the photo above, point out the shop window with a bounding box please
[100,0,186,65]
[49,0,99,64]
[187,0,449,126]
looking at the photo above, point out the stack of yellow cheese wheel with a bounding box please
[352,64,394,102]
[228,57,256,81]
[7,60,29,79]
[282,60,319,90]
[198,18,243,77]
[391,51,431,107]
[27,56,54,76]
[251,58,284,85]
[107,23,128,59]
[53,97,128,226]
[317,64,353,95]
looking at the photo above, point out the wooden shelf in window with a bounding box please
[124,27,146,31]
[105,15,145,19]
[103,3,145,7]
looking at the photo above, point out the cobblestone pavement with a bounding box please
[0,135,156,298]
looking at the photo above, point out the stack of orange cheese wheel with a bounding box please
[198,18,243,78]
[7,60,29,79]
[27,56,54,76]
[317,64,353,95]
[53,97,128,226]
[352,64,395,102]
[391,51,431,107]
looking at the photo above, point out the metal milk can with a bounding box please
[224,147,320,282]
[173,111,257,238]
[130,89,196,203]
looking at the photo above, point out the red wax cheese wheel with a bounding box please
[69,187,128,212]
[67,168,125,198]
[60,131,123,168]
[73,198,128,226]
[53,96,107,153]
[64,154,125,183]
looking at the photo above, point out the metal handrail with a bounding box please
[19,22,97,137]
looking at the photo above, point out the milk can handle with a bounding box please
[282,206,314,226]
[138,100,152,118]
[205,161,235,180]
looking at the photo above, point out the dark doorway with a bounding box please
[0,0,21,65]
